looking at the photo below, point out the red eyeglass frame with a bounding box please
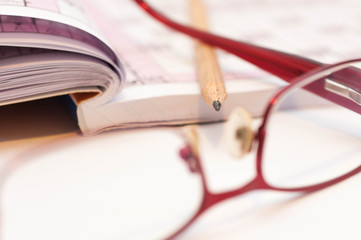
[176,59,361,240]
[131,1,361,239]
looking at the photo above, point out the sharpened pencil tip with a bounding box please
[213,100,221,111]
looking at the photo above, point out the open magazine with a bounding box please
[0,0,125,135]
[1,0,361,135]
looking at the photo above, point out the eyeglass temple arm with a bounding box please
[133,0,322,82]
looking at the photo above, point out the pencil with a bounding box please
[189,0,227,111]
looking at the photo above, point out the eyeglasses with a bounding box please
[128,0,361,239]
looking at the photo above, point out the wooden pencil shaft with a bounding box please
[189,0,227,108]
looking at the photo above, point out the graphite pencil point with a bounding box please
[213,100,221,111]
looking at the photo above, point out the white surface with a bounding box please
[0,98,360,240]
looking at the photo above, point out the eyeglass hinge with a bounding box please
[324,78,361,106]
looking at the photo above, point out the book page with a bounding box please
[0,0,120,66]
[87,0,361,87]
[77,0,361,134]
[0,0,95,37]
[0,0,84,20]
[0,0,126,106]
[85,0,273,87]
[0,47,121,108]
[82,0,283,113]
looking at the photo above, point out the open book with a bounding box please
[2,0,361,135]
